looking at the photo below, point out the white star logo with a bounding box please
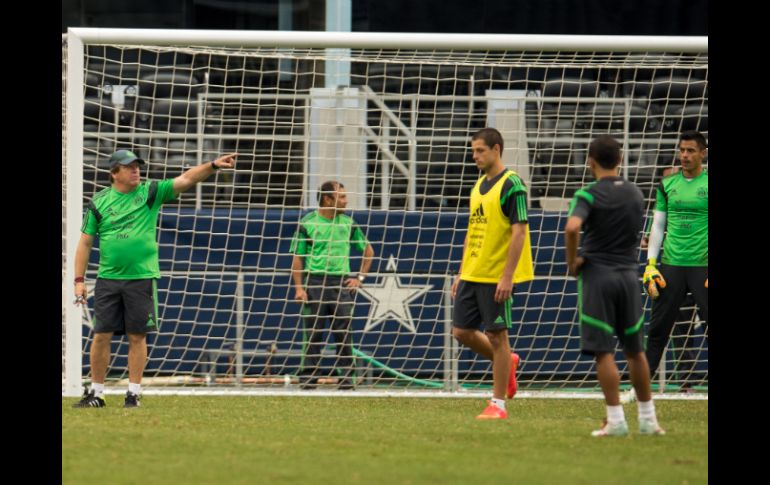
[357,256,433,334]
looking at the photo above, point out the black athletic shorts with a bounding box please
[578,264,644,356]
[452,279,514,332]
[93,278,159,335]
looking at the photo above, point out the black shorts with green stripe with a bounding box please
[452,280,514,332]
[578,264,644,356]
[93,278,159,335]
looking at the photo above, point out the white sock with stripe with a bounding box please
[91,382,105,398]
[491,398,506,411]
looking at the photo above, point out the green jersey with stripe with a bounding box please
[290,210,369,275]
[655,170,708,266]
[477,169,529,224]
[81,180,177,279]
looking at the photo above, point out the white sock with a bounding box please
[607,404,625,425]
[91,383,105,397]
[491,398,506,411]
[128,383,141,395]
[638,400,656,421]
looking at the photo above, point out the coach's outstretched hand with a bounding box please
[212,153,237,169]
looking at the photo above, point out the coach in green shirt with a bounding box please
[290,180,375,390]
[72,149,237,408]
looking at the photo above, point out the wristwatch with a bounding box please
[357,274,366,283]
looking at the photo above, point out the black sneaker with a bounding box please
[297,369,318,391]
[72,388,105,408]
[338,379,356,390]
[298,374,318,390]
[123,391,141,408]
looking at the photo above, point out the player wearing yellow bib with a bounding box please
[451,128,534,420]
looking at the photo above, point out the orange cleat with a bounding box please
[506,353,521,399]
[476,401,508,420]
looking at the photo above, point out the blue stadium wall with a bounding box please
[84,208,708,384]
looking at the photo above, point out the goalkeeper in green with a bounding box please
[643,131,708,379]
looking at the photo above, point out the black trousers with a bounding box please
[645,264,708,377]
[301,275,355,379]
[666,293,708,385]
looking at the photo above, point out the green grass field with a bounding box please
[62,396,707,484]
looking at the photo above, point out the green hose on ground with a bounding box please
[352,347,445,388]
[352,346,491,390]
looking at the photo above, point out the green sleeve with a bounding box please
[351,225,369,252]
[567,196,578,217]
[654,184,667,213]
[290,226,309,255]
[81,208,97,235]
[568,189,593,217]
[157,179,177,205]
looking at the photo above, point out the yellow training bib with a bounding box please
[461,170,534,284]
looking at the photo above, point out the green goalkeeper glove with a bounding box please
[642,259,666,299]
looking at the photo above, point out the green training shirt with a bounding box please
[81,180,176,279]
[290,211,369,275]
[654,170,708,266]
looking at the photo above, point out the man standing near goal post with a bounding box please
[291,180,375,390]
[452,127,534,420]
[72,149,237,408]
[564,135,664,436]
[643,131,708,384]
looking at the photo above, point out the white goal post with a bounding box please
[63,28,707,397]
